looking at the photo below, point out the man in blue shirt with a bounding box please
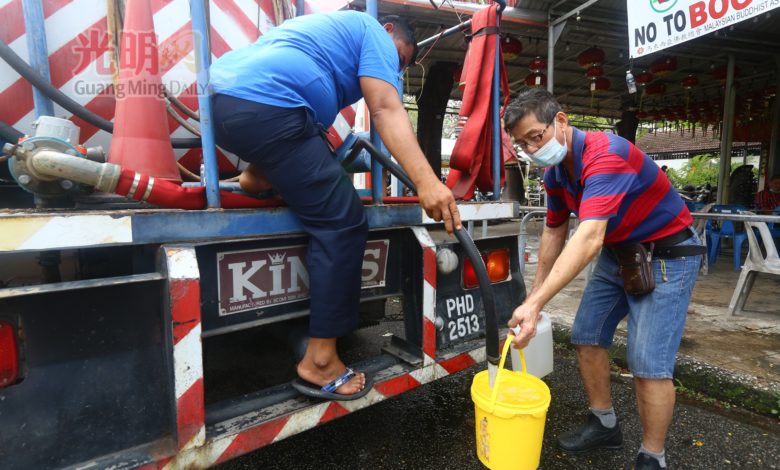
[210,12,461,400]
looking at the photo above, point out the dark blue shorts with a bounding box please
[213,93,369,338]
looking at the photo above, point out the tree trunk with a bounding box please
[416,61,457,178]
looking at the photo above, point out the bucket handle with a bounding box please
[489,333,528,408]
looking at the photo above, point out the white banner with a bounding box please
[627,0,780,58]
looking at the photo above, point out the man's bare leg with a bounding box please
[239,163,274,193]
[296,338,366,395]
[635,377,675,453]
[576,345,613,409]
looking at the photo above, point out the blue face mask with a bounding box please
[528,124,567,167]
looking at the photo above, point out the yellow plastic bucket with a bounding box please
[470,336,551,470]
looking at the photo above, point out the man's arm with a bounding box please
[359,76,462,234]
[509,218,608,348]
[530,220,569,296]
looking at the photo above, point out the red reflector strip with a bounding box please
[0,321,19,388]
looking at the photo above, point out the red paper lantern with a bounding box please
[644,82,666,96]
[680,74,699,90]
[528,57,547,73]
[525,72,547,88]
[649,56,677,76]
[635,71,654,86]
[585,66,604,79]
[576,47,605,69]
[712,64,741,83]
[501,35,523,61]
[590,77,610,94]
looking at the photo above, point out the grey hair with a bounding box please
[504,88,562,132]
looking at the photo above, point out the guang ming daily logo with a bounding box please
[650,0,679,13]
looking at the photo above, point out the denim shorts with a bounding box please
[571,232,702,379]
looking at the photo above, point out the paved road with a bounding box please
[216,346,779,470]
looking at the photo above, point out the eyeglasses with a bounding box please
[515,122,553,152]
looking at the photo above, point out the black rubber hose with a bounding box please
[0,121,24,143]
[452,226,500,366]
[348,138,500,367]
[343,139,415,189]
[164,88,200,121]
[0,39,201,149]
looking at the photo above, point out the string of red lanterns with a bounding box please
[525,56,547,88]
[649,56,677,76]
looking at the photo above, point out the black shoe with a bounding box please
[557,412,623,453]
[634,452,665,469]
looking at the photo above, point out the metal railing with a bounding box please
[516,208,780,277]
[691,212,780,224]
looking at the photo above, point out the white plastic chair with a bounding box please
[693,203,715,275]
[728,212,780,316]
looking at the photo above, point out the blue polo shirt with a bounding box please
[209,11,401,128]
[543,127,692,245]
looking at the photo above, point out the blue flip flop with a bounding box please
[292,368,374,401]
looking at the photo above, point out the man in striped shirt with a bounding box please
[755,174,780,211]
[504,89,703,470]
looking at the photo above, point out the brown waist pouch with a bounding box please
[609,243,655,295]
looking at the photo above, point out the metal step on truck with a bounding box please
[0,0,532,467]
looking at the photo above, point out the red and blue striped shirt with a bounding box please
[755,188,780,211]
[543,127,692,245]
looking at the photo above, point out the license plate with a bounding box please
[442,293,482,342]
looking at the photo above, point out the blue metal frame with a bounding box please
[367,0,387,203]
[491,6,502,200]
[186,0,507,208]
[22,0,54,117]
[491,0,506,201]
[417,20,472,49]
[415,0,506,200]
[190,0,222,208]
[130,205,425,244]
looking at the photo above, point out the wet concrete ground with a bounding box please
[519,221,780,386]
[216,346,779,470]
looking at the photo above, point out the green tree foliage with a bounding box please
[664,154,719,188]
[669,154,752,189]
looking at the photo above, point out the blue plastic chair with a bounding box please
[684,200,705,213]
[706,205,748,271]
[770,207,780,239]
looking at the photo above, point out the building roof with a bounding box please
[347,0,779,119]
[636,126,760,158]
